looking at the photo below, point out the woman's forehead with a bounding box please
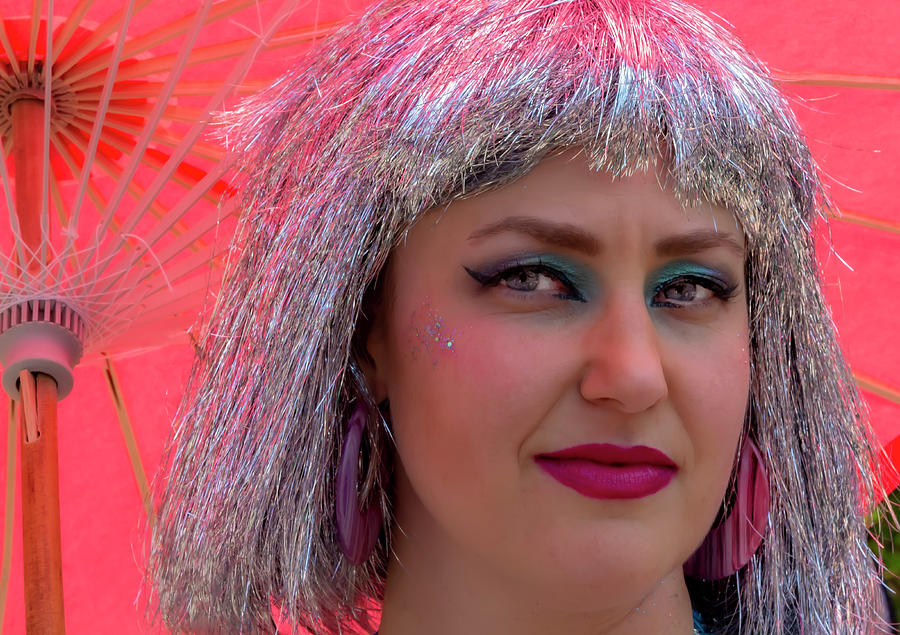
[404,150,745,257]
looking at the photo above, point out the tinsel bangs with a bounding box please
[228,0,821,247]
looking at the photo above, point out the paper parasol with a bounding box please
[695,0,900,488]
[0,0,334,629]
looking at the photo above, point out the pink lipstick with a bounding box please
[535,444,677,500]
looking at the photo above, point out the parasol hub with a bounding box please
[0,299,84,400]
[0,59,74,136]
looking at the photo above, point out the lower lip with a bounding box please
[535,458,676,500]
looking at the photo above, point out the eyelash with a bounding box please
[466,262,739,308]
[649,275,740,308]
[464,261,586,302]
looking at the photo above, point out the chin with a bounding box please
[513,524,685,606]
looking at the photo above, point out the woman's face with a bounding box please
[366,149,750,610]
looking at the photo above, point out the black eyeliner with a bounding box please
[463,257,588,302]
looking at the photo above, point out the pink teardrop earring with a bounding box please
[335,402,383,565]
[683,437,770,579]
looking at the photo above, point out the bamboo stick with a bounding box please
[11,96,67,634]
[18,372,65,634]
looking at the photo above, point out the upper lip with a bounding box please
[536,443,677,467]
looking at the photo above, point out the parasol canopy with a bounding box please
[0,0,335,361]
[695,0,900,489]
[0,0,348,630]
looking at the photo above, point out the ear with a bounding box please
[360,313,390,404]
[352,273,392,404]
[354,260,393,403]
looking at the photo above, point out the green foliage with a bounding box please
[869,487,900,620]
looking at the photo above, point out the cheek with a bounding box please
[405,299,461,363]
[386,306,565,503]
[680,333,749,416]
[392,311,530,449]
[395,305,574,429]
[669,327,750,504]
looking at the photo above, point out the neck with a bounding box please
[379,516,695,635]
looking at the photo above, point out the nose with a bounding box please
[578,292,669,413]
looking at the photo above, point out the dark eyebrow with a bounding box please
[467,217,743,258]
[654,230,744,258]
[467,216,601,255]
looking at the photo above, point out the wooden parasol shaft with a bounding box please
[17,372,64,634]
[11,99,45,277]
[11,98,66,633]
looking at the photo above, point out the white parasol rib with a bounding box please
[50,0,154,79]
[57,0,259,83]
[0,1,335,629]
[87,0,303,293]
[0,138,26,273]
[95,161,231,299]
[102,355,153,523]
[40,0,52,282]
[61,0,137,275]
[0,28,22,82]
[27,0,40,77]
[3,0,314,354]
[77,0,214,285]
[50,0,93,56]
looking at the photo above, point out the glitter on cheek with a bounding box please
[408,298,460,366]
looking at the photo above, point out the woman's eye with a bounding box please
[651,276,735,308]
[501,268,562,293]
[658,281,711,303]
[465,263,585,302]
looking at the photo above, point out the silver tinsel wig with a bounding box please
[147,0,887,632]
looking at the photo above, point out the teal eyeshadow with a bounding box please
[525,253,598,299]
[469,252,597,300]
[644,262,732,301]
